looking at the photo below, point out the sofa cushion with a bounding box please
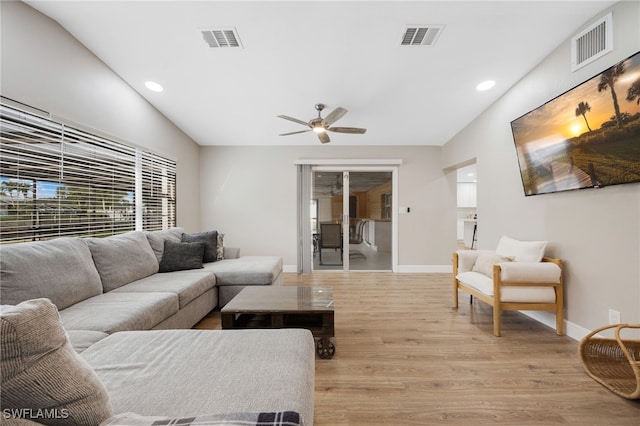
[145,227,184,263]
[59,292,178,334]
[111,271,216,309]
[199,256,283,286]
[81,329,315,425]
[456,271,556,303]
[223,246,240,260]
[159,241,205,272]
[66,330,110,353]
[0,237,103,310]
[86,231,159,292]
[0,299,113,424]
[495,235,547,263]
[181,230,218,263]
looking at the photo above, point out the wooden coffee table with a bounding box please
[221,286,335,359]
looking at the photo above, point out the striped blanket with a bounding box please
[100,411,302,426]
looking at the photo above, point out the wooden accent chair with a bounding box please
[452,236,564,337]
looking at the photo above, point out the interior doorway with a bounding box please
[312,168,395,271]
[456,163,477,249]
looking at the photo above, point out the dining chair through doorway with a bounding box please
[319,223,343,266]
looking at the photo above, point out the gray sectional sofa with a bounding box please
[0,229,315,425]
[0,227,282,350]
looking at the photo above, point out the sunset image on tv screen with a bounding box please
[511,51,640,196]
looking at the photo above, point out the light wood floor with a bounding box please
[195,272,640,425]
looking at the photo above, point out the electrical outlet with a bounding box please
[608,309,621,324]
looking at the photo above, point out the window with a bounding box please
[140,150,176,230]
[381,192,392,220]
[0,102,176,244]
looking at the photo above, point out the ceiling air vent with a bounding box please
[571,12,612,72]
[201,28,243,48]
[400,25,444,47]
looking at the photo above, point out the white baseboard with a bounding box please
[283,264,298,273]
[284,265,451,273]
[397,265,451,273]
[521,311,590,342]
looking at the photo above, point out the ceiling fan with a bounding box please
[277,103,367,144]
[329,174,343,195]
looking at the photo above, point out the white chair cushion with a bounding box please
[456,271,556,303]
[499,262,561,283]
[496,235,547,263]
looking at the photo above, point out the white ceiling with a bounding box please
[25,1,615,147]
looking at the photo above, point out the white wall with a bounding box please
[1,1,202,232]
[443,1,640,336]
[199,145,457,270]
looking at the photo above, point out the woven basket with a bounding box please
[579,323,640,399]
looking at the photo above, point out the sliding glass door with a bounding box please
[312,167,394,272]
[347,171,393,271]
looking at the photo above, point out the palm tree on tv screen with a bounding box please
[626,78,640,105]
[575,101,593,132]
[597,62,626,128]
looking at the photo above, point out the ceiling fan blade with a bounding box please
[327,126,367,134]
[277,115,309,127]
[323,107,347,126]
[318,131,331,144]
[279,130,312,136]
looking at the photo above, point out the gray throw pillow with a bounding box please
[159,241,206,272]
[0,298,113,425]
[181,230,218,263]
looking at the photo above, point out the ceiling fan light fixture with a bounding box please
[278,103,366,143]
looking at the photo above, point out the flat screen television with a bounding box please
[510,50,640,196]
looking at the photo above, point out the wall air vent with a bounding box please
[571,12,612,72]
[201,28,243,48]
[400,25,445,47]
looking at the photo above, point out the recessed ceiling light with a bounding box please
[145,81,164,93]
[476,80,496,91]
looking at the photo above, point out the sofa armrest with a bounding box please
[496,259,562,283]
[223,247,241,259]
[454,249,495,273]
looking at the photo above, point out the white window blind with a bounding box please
[141,151,176,231]
[0,102,176,243]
